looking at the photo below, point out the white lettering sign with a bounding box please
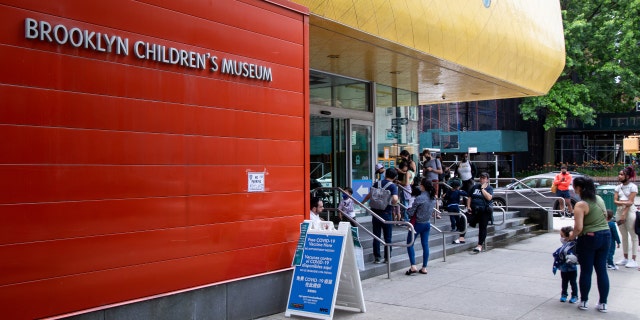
[24,17,273,82]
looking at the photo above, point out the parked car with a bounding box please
[316,172,332,188]
[491,171,588,216]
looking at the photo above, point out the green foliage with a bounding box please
[520,0,640,129]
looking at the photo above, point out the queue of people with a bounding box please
[311,154,640,316]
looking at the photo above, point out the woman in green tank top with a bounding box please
[567,176,611,313]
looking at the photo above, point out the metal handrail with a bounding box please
[401,186,471,263]
[493,178,567,214]
[312,187,415,279]
[432,207,467,262]
[491,206,506,226]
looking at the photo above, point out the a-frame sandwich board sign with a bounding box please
[285,221,365,319]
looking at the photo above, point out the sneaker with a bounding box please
[607,264,619,270]
[560,295,567,303]
[625,259,638,268]
[452,239,461,244]
[569,296,578,304]
[616,258,629,266]
[596,303,607,313]
[578,301,588,310]
[373,257,382,264]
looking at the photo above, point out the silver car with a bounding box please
[491,171,586,215]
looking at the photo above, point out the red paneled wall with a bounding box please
[0,0,309,318]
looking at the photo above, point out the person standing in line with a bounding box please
[421,150,443,196]
[404,177,436,275]
[552,226,579,304]
[396,150,416,186]
[606,210,621,270]
[374,163,385,183]
[310,196,325,224]
[567,176,611,313]
[449,153,476,194]
[466,172,493,253]
[435,154,446,198]
[362,168,399,264]
[613,166,638,268]
[398,149,417,173]
[446,179,469,243]
[395,161,414,221]
[338,187,356,227]
[553,165,574,216]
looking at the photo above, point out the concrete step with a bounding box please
[352,210,541,279]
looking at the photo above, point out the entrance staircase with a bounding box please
[353,210,542,279]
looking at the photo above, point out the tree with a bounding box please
[520,0,640,162]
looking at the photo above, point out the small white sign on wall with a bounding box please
[248,172,265,192]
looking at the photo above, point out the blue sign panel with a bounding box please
[287,233,344,316]
[351,179,372,203]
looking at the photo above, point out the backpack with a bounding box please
[369,181,392,210]
[442,190,451,208]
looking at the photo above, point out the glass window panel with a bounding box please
[309,70,369,110]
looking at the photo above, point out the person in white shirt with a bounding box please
[310,196,325,223]
[449,153,476,194]
[338,187,356,226]
[613,166,638,268]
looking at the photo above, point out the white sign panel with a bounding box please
[248,172,265,192]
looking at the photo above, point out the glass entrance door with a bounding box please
[310,116,373,209]
[310,115,346,191]
[349,120,373,203]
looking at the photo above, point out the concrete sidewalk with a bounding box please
[265,218,640,320]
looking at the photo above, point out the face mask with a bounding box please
[342,194,349,200]
[562,172,567,175]
[560,238,567,244]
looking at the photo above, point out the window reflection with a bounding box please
[309,71,369,111]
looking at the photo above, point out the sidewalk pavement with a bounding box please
[265,217,640,320]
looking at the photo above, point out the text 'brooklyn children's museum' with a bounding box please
[24,18,273,82]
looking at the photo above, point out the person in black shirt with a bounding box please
[466,172,493,253]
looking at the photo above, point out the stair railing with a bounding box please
[494,177,567,215]
[431,207,468,262]
[311,187,415,279]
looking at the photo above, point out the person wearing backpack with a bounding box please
[363,167,399,264]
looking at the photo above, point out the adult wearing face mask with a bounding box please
[449,153,476,194]
[421,150,443,196]
[553,165,574,216]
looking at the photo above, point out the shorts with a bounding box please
[556,189,570,198]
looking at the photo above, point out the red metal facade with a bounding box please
[0,0,309,318]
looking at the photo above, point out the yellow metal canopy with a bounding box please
[293,0,565,104]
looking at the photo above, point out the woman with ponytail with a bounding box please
[613,166,638,268]
[567,176,611,312]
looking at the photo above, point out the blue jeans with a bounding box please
[372,213,393,260]
[607,240,616,266]
[399,191,409,221]
[406,222,431,267]
[576,229,611,304]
